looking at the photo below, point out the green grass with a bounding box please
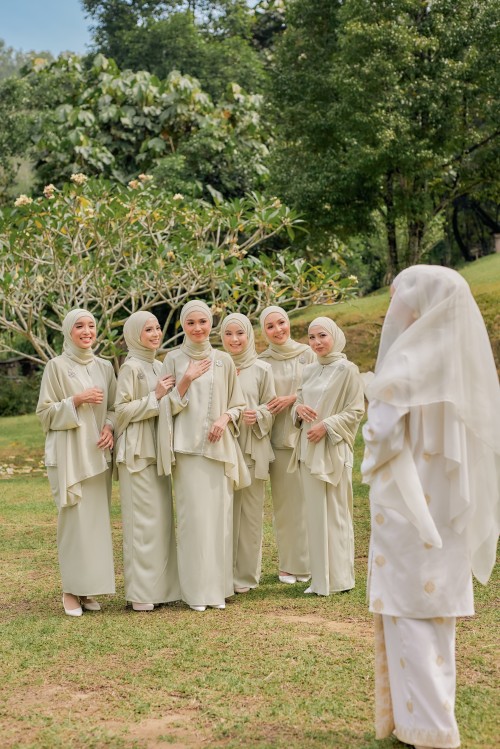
[0,424,498,748]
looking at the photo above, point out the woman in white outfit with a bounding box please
[159,300,248,611]
[37,308,116,617]
[361,265,499,749]
[258,305,315,584]
[115,311,182,611]
[291,317,364,595]
[220,312,276,593]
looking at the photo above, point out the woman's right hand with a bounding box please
[295,404,318,423]
[155,375,176,400]
[73,387,104,408]
[186,358,212,382]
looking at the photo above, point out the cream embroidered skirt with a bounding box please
[374,613,460,748]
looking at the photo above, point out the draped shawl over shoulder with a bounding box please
[221,313,275,479]
[157,301,250,488]
[363,265,500,584]
[115,312,167,473]
[290,317,364,484]
[258,306,315,448]
[36,308,116,507]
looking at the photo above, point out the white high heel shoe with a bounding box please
[132,602,154,612]
[62,593,82,617]
[190,605,207,612]
[80,597,101,611]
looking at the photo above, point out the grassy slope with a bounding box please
[0,255,498,748]
[285,253,500,374]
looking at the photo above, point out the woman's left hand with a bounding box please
[243,409,258,425]
[208,413,231,443]
[97,424,114,450]
[306,422,327,443]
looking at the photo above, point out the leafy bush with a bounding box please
[0,372,41,416]
[0,176,357,368]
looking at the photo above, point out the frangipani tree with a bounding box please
[0,176,356,367]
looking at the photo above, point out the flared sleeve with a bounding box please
[239,361,276,480]
[104,363,117,431]
[36,356,114,507]
[362,399,442,549]
[290,361,364,485]
[115,362,159,436]
[114,360,161,473]
[161,354,190,416]
[37,360,80,434]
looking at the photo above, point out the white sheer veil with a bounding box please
[366,265,499,584]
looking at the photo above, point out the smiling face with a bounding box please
[222,322,248,355]
[183,312,212,343]
[140,318,162,350]
[308,326,334,356]
[264,312,290,345]
[70,316,96,349]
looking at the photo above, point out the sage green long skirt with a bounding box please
[270,448,310,576]
[48,467,115,596]
[118,464,180,605]
[173,454,233,607]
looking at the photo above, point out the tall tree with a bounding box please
[270,0,500,278]
[22,54,270,197]
[80,0,275,97]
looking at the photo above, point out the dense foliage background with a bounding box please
[0,0,499,412]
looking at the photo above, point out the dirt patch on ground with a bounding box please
[1,685,212,748]
[125,713,210,747]
[271,613,373,640]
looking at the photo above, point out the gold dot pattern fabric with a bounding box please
[376,615,460,749]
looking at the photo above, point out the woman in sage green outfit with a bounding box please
[220,312,276,593]
[37,308,116,617]
[115,311,183,611]
[258,305,315,584]
[159,300,249,611]
[291,317,364,595]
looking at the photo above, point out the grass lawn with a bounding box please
[0,255,498,747]
[0,426,498,748]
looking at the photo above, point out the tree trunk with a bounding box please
[452,202,473,261]
[407,219,424,266]
[384,172,398,282]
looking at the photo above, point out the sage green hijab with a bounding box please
[123,311,159,364]
[308,317,347,365]
[180,300,213,360]
[62,308,96,365]
[220,313,257,369]
[258,305,310,362]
